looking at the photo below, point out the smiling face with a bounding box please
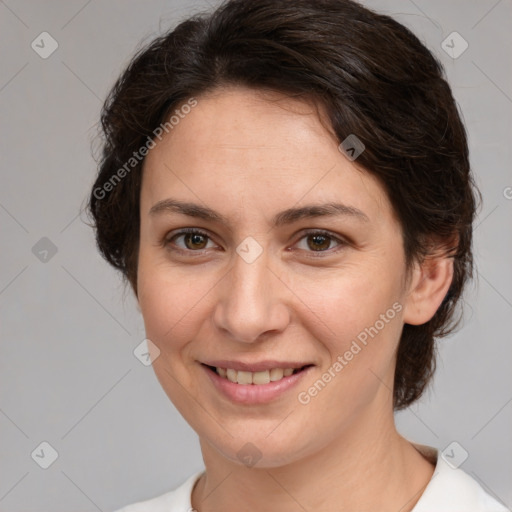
[137,86,415,467]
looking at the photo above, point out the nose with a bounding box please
[213,243,291,344]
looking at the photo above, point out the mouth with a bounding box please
[201,363,313,385]
[200,362,315,404]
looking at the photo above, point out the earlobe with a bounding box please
[402,256,454,326]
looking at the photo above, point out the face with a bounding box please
[137,86,412,468]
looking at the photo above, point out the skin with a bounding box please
[137,86,454,512]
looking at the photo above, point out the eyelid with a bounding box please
[290,228,348,257]
[162,227,349,256]
[162,227,216,252]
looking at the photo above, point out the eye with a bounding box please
[162,228,347,257]
[293,229,346,256]
[163,228,217,253]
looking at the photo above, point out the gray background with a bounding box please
[1,0,511,510]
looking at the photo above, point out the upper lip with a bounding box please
[201,360,313,372]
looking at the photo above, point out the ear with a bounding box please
[402,254,454,326]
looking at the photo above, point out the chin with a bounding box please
[202,429,317,469]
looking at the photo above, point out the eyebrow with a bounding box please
[149,198,369,226]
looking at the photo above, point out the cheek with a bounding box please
[301,265,402,344]
[296,264,404,400]
[136,256,206,351]
[136,260,209,404]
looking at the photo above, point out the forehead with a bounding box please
[141,87,393,224]
[153,87,337,169]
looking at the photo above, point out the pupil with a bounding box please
[308,234,329,251]
[186,233,206,249]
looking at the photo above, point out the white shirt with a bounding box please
[113,444,510,511]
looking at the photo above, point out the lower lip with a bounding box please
[201,364,313,404]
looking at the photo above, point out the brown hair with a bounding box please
[88,0,478,409]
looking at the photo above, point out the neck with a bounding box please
[192,400,434,512]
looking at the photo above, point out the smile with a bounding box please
[201,363,314,404]
[210,365,308,385]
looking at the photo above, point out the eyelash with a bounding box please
[162,227,348,258]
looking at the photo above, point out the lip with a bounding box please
[201,359,309,372]
[201,363,314,404]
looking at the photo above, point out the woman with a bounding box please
[88,0,509,510]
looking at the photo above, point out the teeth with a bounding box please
[269,368,284,381]
[215,366,300,384]
[237,370,253,385]
[253,370,270,385]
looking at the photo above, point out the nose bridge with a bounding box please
[213,241,289,343]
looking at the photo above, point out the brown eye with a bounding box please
[306,233,332,251]
[183,232,208,250]
[164,229,215,253]
[294,229,347,257]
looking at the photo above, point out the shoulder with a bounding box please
[412,444,510,512]
[113,471,204,512]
